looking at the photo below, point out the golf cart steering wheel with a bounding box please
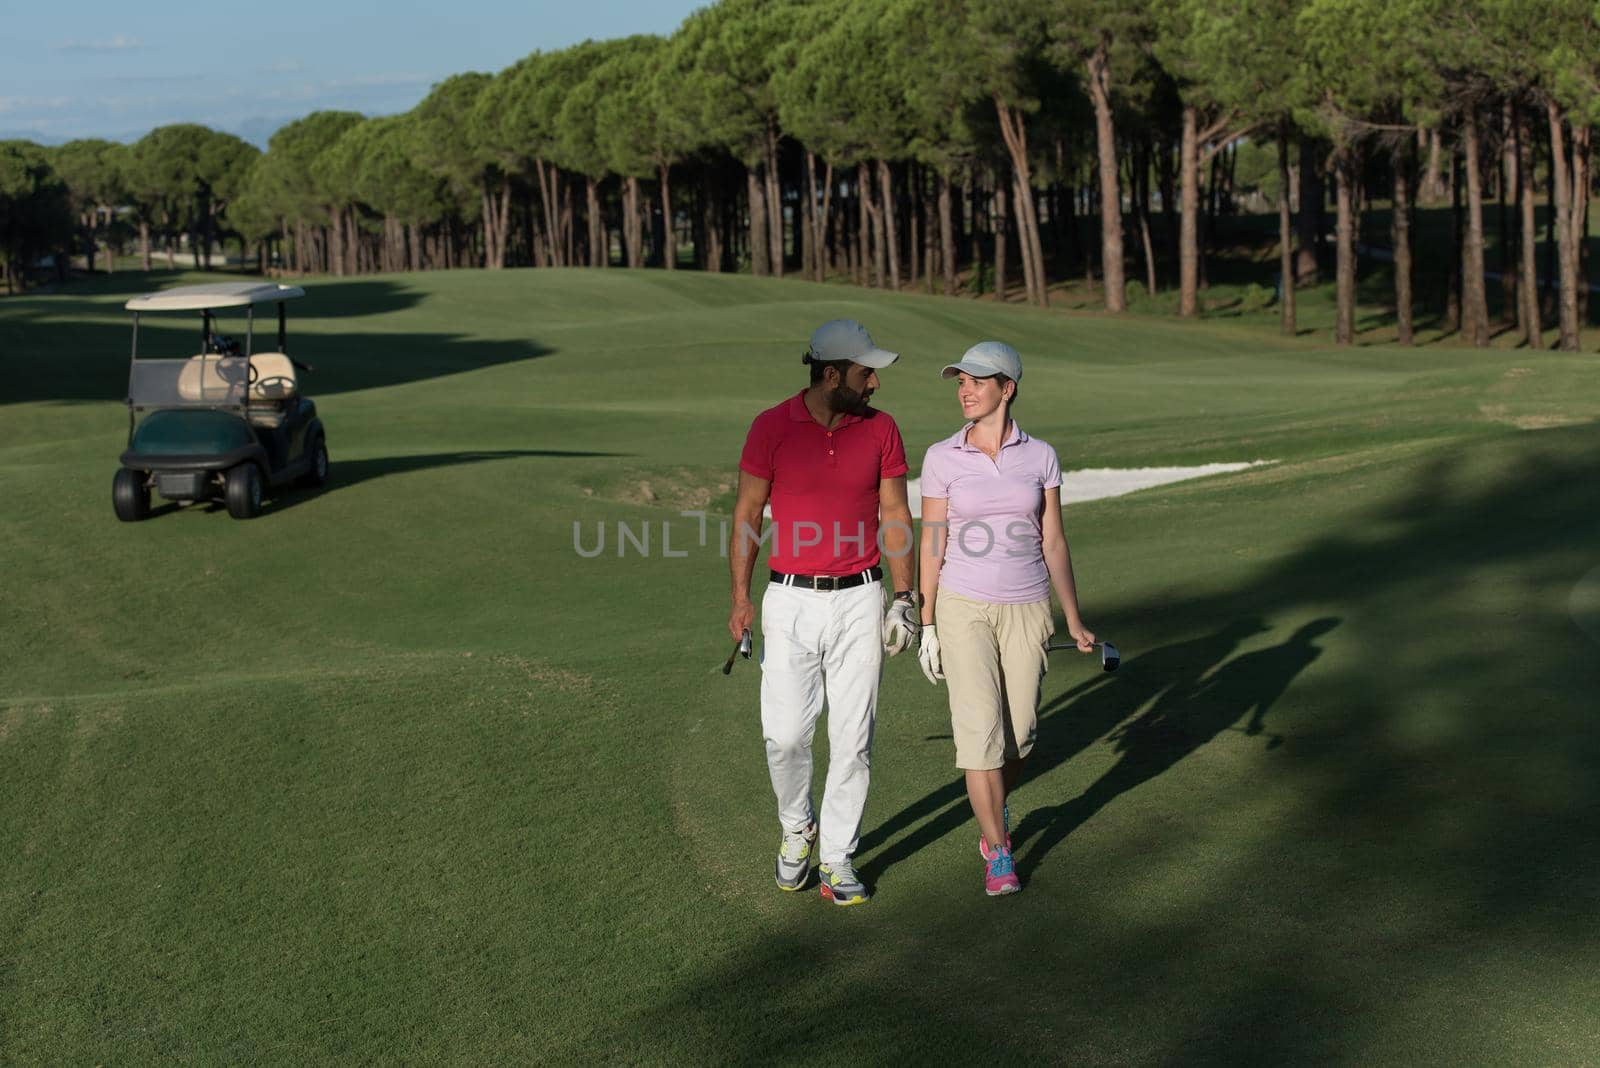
[253,374,296,399]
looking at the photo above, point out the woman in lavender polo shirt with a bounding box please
[916,340,1098,896]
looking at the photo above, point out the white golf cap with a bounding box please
[942,340,1023,382]
[808,319,899,368]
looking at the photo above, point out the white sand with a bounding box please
[765,462,1273,518]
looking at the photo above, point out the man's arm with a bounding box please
[878,474,915,595]
[728,470,771,641]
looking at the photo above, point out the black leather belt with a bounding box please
[770,566,882,592]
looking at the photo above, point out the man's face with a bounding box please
[828,362,880,414]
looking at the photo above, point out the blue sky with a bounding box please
[0,0,708,146]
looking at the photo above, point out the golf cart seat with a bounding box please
[176,354,247,402]
[245,353,298,427]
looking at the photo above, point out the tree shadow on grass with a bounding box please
[614,425,1600,1063]
[1013,617,1340,881]
[262,449,628,514]
[136,450,624,519]
[0,278,554,406]
[857,617,1277,887]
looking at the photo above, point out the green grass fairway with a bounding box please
[4,269,1600,1063]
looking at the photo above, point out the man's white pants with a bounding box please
[760,580,883,866]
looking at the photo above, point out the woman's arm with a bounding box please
[918,495,948,626]
[1041,487,1096,651]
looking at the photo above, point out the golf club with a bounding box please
[1043,638,1119,672]
[721,628,753,675]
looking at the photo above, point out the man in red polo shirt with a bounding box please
[728,319,917,906]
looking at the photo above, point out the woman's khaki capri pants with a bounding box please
[935,589,1054,770]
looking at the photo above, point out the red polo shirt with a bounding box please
[739,390,909,576]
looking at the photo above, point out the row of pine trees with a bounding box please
[4,0,1599,349]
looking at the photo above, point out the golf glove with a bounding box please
[883,594,919,656]
[918,625,944,685]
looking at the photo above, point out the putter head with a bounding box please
[1100,641,1120,673]
[739,628,753,659]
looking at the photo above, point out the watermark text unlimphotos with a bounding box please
[573,512,1038,559]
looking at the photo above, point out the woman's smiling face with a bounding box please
[955,371,1011,421]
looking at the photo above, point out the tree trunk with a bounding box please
[1582,135,1592,328]
[658,164,676,271]
[1086,40,1124,311]
[1334,155,1356,345]
[1500,100,1518,325]
[993,179,1009,301]
[993,95,1047,306]
[1297,137,1322,283]
[878,159,902,290]
[1013,172,1039,304]
[1516,104,1542,340]
[818,160,834,282]
[1446,150,1462,333]
[939,171,957,296]
[764,119,784,277]
[747,167,770,276]
[1393,144,1414,346]
[1461,106,1489,347]
[1422,127,1444,202]
[329,208,345,276]
[1180,106,1200,317]
[622,176,642,267]
[1549,102,1586,352]
[1022,181,1048,306]
[910,163,923,289]
[803,150,819,281]
[856,162,871,287]
[1278,125,1297,337]
[702,169,724,273]
[578,176,596,267]
[535,159,559,266]
[140,220,152,271]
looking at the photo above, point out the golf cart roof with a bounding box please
[124,282,306,312]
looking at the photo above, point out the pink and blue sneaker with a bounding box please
[984,844,1021,896]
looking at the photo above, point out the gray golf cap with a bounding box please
[808,319,899,368]
[942,339,1023,382]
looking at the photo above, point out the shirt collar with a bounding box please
[788,389,862,428]
[950,421,1029,451]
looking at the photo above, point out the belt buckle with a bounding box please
[814,576,836,592]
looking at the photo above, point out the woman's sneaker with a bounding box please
[979,802,1011,858]
[984,845,1021,896]
[818,860,870,906]
[775,822,817,891]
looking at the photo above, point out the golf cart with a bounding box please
[112,281,328,521]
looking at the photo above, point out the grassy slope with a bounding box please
[3,268,1599,1063]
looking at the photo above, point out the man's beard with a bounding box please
[830,384,872,415]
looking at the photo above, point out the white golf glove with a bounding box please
[883,593,919,656]
[919,625,944,685]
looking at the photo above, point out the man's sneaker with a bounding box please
[985,845,1021,896]
[775,822,817,891]
[818,860,870,906]
[979,802,1012,859]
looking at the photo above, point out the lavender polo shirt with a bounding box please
[919,423,1061,605]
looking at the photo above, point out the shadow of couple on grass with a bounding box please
[858,616,1341,886]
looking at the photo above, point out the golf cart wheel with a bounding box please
[225,463,263,519]
[300,436,329,488]
[112,468,150,522]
